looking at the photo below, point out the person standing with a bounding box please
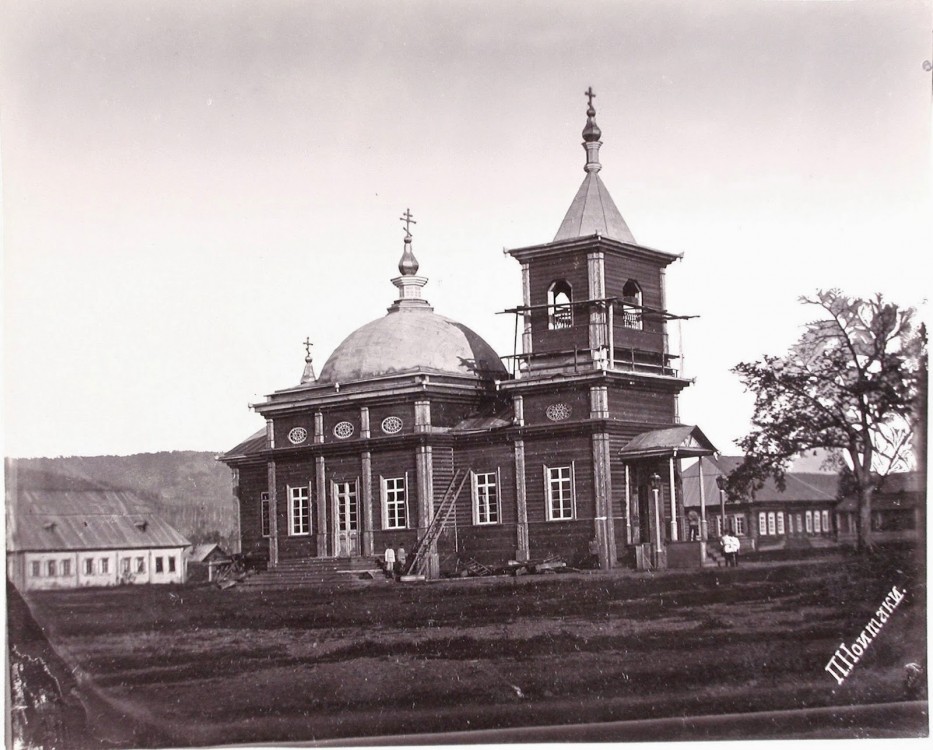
[396,545,407,578]
[721,531,740,567]
[383,544,396,578]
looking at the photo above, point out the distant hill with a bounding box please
[6,452,238,550]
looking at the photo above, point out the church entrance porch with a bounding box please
[333,481,361,557]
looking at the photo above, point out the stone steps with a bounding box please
[238,557,390,589]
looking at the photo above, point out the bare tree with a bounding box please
[729,290,926,551]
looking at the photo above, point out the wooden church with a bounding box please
[221,91,717,577]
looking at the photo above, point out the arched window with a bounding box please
[548,280,573,330]
[621,279,643,330]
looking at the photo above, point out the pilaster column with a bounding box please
[592,433,616,568]
[315,456,327,557]
[361,451,373,556]
[360,407,371,439]
[415,444,437,577]
[521,263,533,356]
[669,456,678,542]
[267,461,278,567]
[514,439,529,561]
[589,385,609,419]
[266,419,275,449]
[314,412,324,444]
[587,251,607,358]
[414,400,431,433]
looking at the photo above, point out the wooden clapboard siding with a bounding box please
[369,448,418,533]
[529,251,590,353]
[607,386,676,424]
[275,456,318,560]
[237,465,269,556]
[523,390,589,426]
[604,252,663,310]
[527,520,592,566]
[368,404,415,437]
[522,434,595,524]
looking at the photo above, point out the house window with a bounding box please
[545,464,575,520]
[168,556,176,573]
[61,560,71,576]
[382,476,407,530]
[100,558,109,574]
[260,492,271,537]
[821,510,830,533]
[31,561,41,577]
[121,558,130,575]
[621,279,643,330]
[805,511,813,533]
[548,280,573,330]
[84,559,94,575]
[796,514,803,534]
[135,557,145,573]
[758,512,767,535]
[776,512,785,535]
[473,471,500,525]
[733,515,745,536]
[155,557,164,573]
[813,511,821,534]
[289,486,311,536]
[47,560,56,577]
[767,512,776,535]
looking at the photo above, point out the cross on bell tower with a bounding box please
[300,337,317,384]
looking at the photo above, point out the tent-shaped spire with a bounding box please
[554,88,636,244]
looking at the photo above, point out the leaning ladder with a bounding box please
[407,468,470,577]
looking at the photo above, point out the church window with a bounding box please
[472,471,500,525]
[733,515,745,536]
[621,280,643,330]
[758,512,767,535]
[289,486,311,536]
[260,492,271,537]
[545,403,572,421]
[382,476,407,530]
[288,426,308,445]
[548,280,573,330]
[545,464,575,521]
[381,416,403,434]
[47,560,57,577]
[821,510,830,533]
[776,512,785,535]
[335,481,359,532]
[155,557,164,573]
[84,558,94,575]
[31,561,41,577]
[333,421,355,439]
[168,556,176,573]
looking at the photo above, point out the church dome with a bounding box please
[317,309,507,384]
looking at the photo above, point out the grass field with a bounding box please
[16,548,928,747]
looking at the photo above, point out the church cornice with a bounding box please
[499,368,692,395]
[504,234,682,267]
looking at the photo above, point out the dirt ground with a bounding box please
[9,548,928,747]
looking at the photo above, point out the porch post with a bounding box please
[624,464,632,545]
[669,456,678,541]
[698,457,708,540]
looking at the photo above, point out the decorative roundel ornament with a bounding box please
[333,421,355,439]
[381,416,403,434]
[545,403,572,422]
[287,426,308,445]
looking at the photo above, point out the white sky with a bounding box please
[2,0,930,458]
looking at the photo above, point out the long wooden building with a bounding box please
[221,93,717,577]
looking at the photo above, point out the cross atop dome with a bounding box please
[390,208,431,311]
[300,337,317,384]
[553,87,636,244]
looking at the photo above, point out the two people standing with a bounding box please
[384,543,407,579]
[720,530,740,567]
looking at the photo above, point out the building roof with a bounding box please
[185,543,228,562]
[681,455,839,508]
[222,428,267,461]
[8,488,190,552]
[554,171,635,244]
[835,471,924,512]
[317,309,507,385]
[619,425,717,460]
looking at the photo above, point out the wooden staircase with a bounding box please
[406,468,470,577]
[237,557,387,589]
